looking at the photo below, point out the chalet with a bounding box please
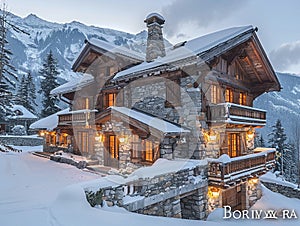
[49,13,280,212]
[8,105,38,134]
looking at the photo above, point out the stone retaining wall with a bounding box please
[87,162,209,220]
[0,136,43,146]
[261,181,300,199]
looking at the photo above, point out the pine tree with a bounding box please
[27,72,37,112]
[39,51,60,117]
[254,134,266,148]
[0,8,18,119]
[268,119,287,173]
[284,143,298,183]
[15,72,37,113]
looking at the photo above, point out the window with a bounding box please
[239,92,247,105]
[142,140,159,162]
[227,133,241,157]
[109,135,118,159]
[108,93,116,107]
[211,85,221,104]
[166,80,181,107]
[85,97,89,109]
[131,135,141,159]
[225,88,234,103]
[145,140,153,162]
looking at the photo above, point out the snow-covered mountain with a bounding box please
[7,12,149,81]
[254,73,300,142]
[5,12,300,140]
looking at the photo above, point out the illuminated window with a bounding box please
[239,92,247,105]
[211,85,221,104]
[142,140,159,162]
[85,97,89,109]
[108,93,116,107]
[225,88,234,103]
[109,135,118,159]
[228,133,240,157]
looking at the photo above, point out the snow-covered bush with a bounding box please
[85,189,103,207]
[12,125,26,135]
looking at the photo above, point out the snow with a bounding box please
[88,38,145,61]
[8,104,38,119]
[260,171,299,189]
[209,148,275,163]
[145,13,165,21]
[50,73,94,95]
[111,106,190,133]
[123,195,145,205]
[128,158,207,179]
[29,108,69,130]
[1,148,300,226]
[113,25,254,80]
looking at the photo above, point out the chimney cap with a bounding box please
[144,13,165,25]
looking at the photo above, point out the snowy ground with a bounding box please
[0,146,299,226]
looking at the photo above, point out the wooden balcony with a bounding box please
[207,103,266,126]
[58,109,97,125]
[208,148,275,186]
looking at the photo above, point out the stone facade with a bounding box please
[85,161,208,220]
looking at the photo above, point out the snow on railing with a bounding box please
[208,148,276,184]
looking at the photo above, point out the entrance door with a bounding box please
[222,184,246,210]
[227,133,241,157]
[104,135,119,168]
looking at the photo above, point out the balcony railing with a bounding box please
[58,109,97,125]
[208,148,275,185]
[207,103,266,126]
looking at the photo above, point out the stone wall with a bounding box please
[0,135,43,146]
[261,181,300,199]
[86,161,209,220]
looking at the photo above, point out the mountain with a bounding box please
[4,12,300,141]
[5,12,153,112]
[254,73,300,143]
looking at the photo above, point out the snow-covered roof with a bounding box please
[8,105,38,120]
[51,74,94,96]
[128,158,207,179]
[113,25,254,80]
[110,106,189,134]
[88,38,145,61]
[145,13,165,21]
[29,108,69,131]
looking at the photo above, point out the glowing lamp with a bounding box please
[95,133,104,142]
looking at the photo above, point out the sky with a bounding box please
[4,0,300,74]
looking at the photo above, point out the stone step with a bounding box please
[32,152,53,159]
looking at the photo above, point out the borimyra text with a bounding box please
[223,206,298,220]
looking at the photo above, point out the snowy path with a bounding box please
[0,147,300,226]
[0,148,99,226]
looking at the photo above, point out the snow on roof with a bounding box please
[110,106,190,134]
[51,74,94,96]
[9,105,37,120]
[128,158,207,179]
[145,13,165,21]
[29,108,69,131]
[88,38,145,61]
[113,25,254,80]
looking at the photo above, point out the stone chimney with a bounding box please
[144,13,166,62]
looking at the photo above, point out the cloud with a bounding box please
[270,41,300,73]
[161,0,248,38]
